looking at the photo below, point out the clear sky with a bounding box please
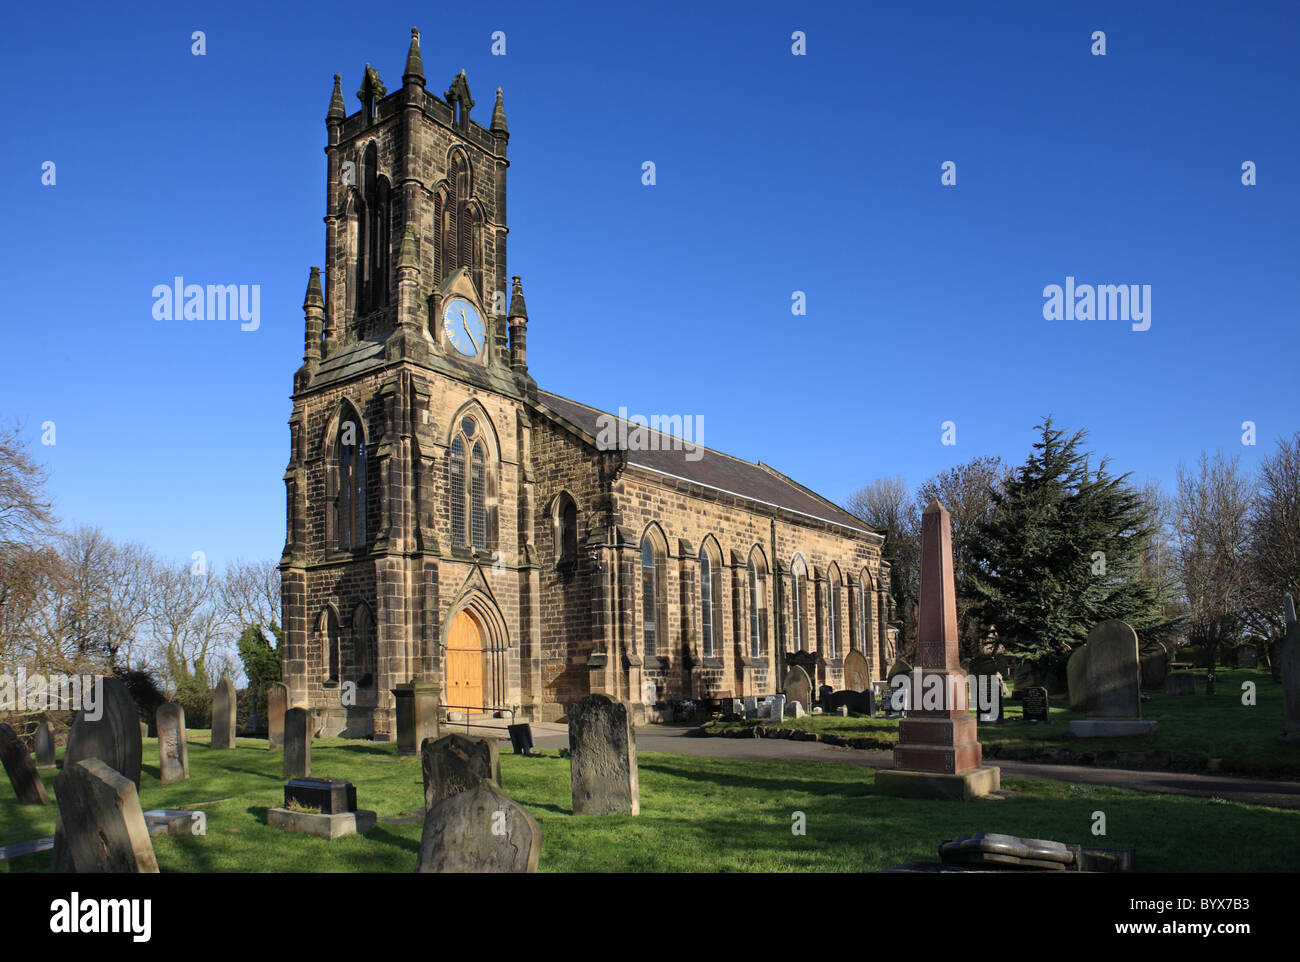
[3,0,1297,569]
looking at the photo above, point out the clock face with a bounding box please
[442,297,486,357]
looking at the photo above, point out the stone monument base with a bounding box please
[1069,719,1157,737]
[874,766,1001,802]
[267,807,376,840]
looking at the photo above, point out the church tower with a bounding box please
[280,29,541,737]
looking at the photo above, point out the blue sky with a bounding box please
[3,0,1297,568]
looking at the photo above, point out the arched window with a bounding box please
[859,570,875,656]
[748,550,768,658]
[699,546,715,658]
[320,608,340,686]
[333,411,366,551]
[641,537,659,658]
[828,565,842,658]
[555,493,578,565]
[449,415,489,549]
[358,142,391,314]
[791,555,809,652]
[353,604,376,688]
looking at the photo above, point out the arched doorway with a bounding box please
[445,609,484,712]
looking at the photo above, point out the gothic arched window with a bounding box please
[699,546,715,658]
[320,608,340,686]
[641,537,659,658]
[353,604,376,689]
[791,555,809,652]
[748,550,768,658]
[828,565,842,659]
[449,415,489,549]
[555,493,578,566]
[333,412,366,551]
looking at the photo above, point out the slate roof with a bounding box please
[535,390,876,536]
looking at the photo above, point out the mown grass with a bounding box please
[708,669,1300,774]
[3,729,1298,872]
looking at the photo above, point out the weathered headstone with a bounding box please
[641,680,657,705]
[844,650,870,691]
[1139,642,1169,690]
[0,723,49,805]
[1069,620,1156,736]
[507,723,534,755]
[876,500,999,801]
[783,665,813,712]
[568,694,639,816]
[1020,686,1050,723]
[52,759,158,873]
[421,733,501,811]
[1237,644,1258,669]
[416,780,541,873]
[1164,674,1196,696]
[1067,646,1088,711]
[267,682,288,751]
[155,702,188,785]
[789,700,807,718]
[34,721,55,769]
[818,685,834,709]
[392,681,440,755]
[211,677,237,749]
[743,695,757,712]
[64,675,143,789]
[769,693,786,721]
[284,707,311,778]
[1281,594,1300,740]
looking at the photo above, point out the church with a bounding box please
[278,29,894,736]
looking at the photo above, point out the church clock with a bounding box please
[442,296,486,357]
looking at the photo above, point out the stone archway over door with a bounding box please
[445,609,484,712]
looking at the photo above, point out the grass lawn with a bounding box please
[3,730,1298,872]
[706,669,1300,776]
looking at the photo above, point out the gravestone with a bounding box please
[818,685,834,709]
[155,703,189,785]
[783,665,813,712]
[0,723,49,805]
[507,723,534,755]
[1067,647,1088,711]
[1165,674,1196,696]
[887,658,912,681]
[769,693,786,721]
[284,707,311,778]
[1069,620,1156,736]
[641,680,657,706]
[844,650,869,691]
[789,701,807,718]
[976,676,1004,723]
[392,681,440,755]
[34,721,55,769]
[52,759,158,873]
[568,694,639,816]
[211,677,237,749]
[1021,686,1050,723]
[416,780,541,873]
[422,733,501,811]
[1139,642,1170,689]
[267,682,288,751]
[1237,644,1258,669]
[64,675,143,789]
[1281,595,1300,739]
[284,777,356,814]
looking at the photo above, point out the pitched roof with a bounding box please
[534,390,876,536]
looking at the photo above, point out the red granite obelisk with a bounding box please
[875,499,1000,800]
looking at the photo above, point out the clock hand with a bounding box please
[462,311,480,351]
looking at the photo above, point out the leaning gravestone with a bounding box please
[783,665,813,713]
[267,682,288,751]
[34,721,55,769]
[1139,642,1170,690]
[53,759,158,872]
[422,733,501,811]
[568,694,639,816]
[211,677,237,749]
[284,707,311,778]
[0,723,49,805]
[1069,620,1156,736]
[1067,646,1088,712]
[64,675,143,789]
[1281,594,1300,740]
[416,780,541,873]
[155,702,188,785]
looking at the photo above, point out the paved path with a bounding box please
[514,722,1300,810]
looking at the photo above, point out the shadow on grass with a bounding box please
[639,758,867,798]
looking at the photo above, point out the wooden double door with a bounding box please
[444,609,484,712]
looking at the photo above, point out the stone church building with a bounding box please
[279,30,894,735]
